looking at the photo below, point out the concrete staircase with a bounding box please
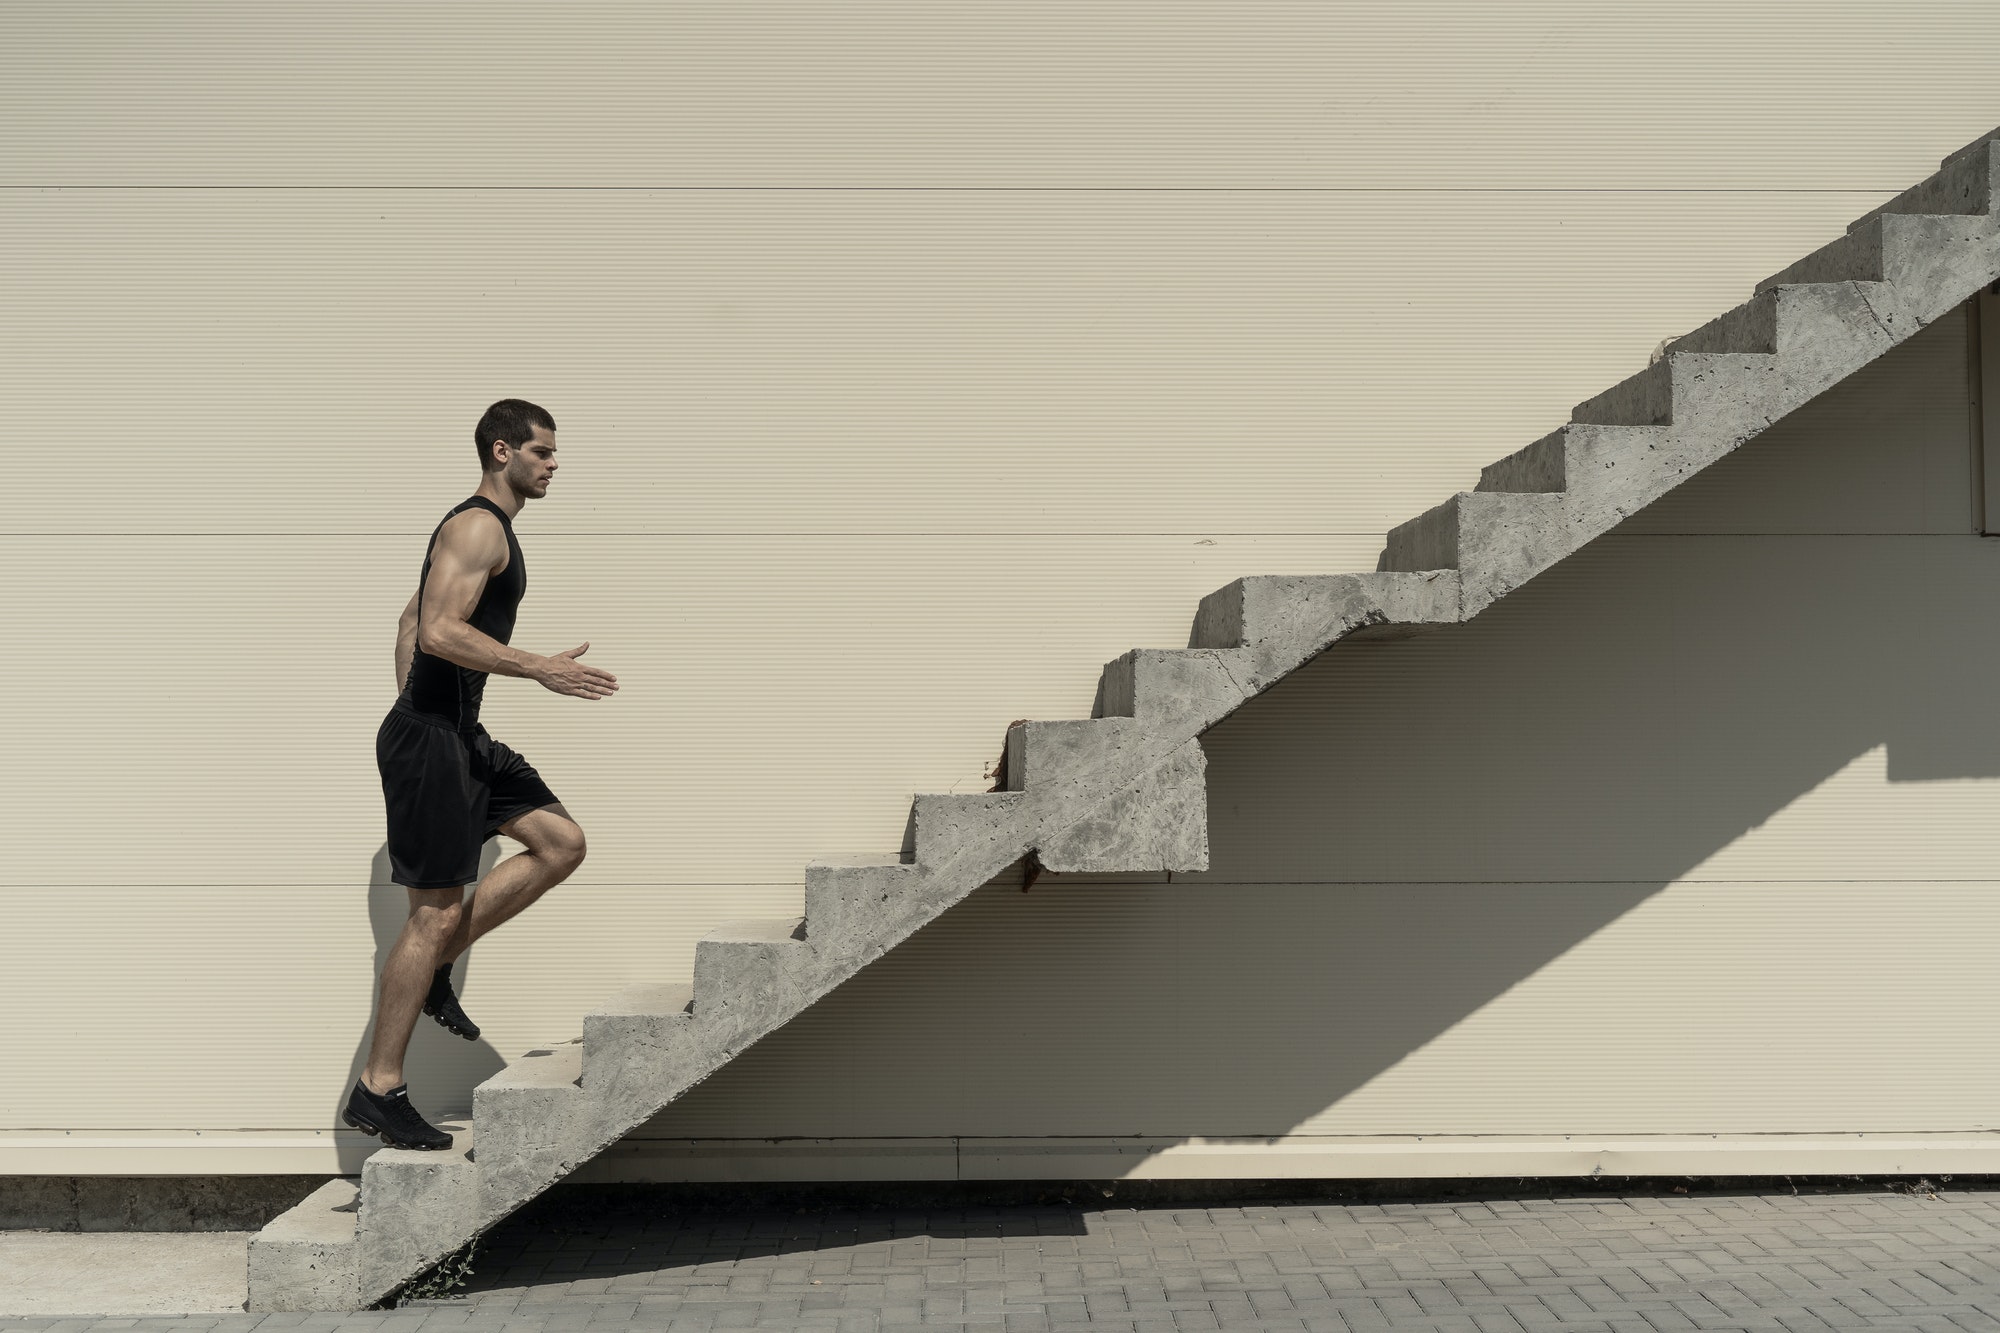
[247,126,2000,1311]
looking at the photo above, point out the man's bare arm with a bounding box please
[410,509,620,702]
[418,511,548,681]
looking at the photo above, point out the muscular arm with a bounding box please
[415,510,548,682]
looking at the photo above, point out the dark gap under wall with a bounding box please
[7,1174,1998,1232]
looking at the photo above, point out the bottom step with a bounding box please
[245,1177,360,1312]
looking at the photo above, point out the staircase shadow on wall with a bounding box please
[628,317,2000,1163]
[335,840,508,1171]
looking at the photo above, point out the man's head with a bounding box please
[474,398,558,498]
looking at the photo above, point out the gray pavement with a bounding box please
[4,1181,2000,1331]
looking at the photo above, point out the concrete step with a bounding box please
[691,917,814,1052]
[902,790,1030,871]
[1092,648,1258,729]
[471,1042,587,1220]
[1187,572,1460,661]
[1380,492,1571,615]
[1475,423,1666,496]
[1001,716,1149,794]
[803,853,927,961]
[1761,137,1996,295]
[1851,134,1998,230]
[1665,281,1898,357]
[581,982,695,1129]
[245,1178,360,1312]
[1569,351,1777,429]
[355,1114,476,1302]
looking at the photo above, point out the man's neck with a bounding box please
[473,478,524,520]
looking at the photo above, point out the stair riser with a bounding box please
[244,1179,362,1313]
[1381,495,1461,572]
[470,1045,590,1222]
[581,1011,697,1126]
[1477,427,1572,494]
[1478,424,1697,502]
[1668,290,1781,356]
[803,862,928,960]
[1003,717,1148,793]
[692,937,819,1050]
[1093,649,1257,729]
[247,1242,360,1313]
[472,1088,588,1216]
[1188,573,1459,665]
[1381,492,1572,618]
[1573,353,1790,434]
[358,1148,478,1303]
[903,791,1032,871]
[1384,492,1569,574]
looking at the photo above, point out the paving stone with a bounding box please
[24,1186,2000,1332]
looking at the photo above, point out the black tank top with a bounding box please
[400,495,527,730]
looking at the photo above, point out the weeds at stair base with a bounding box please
[380,1236,479,1308]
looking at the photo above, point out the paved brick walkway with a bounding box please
[5,1182,2000,1331]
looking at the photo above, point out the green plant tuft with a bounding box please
[380,1235,480,1308]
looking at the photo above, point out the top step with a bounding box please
[1849,133,1999,231]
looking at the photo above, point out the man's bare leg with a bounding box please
[435,803,586,968]
[361,886,466,1095]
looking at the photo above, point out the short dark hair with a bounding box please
[474,399,556,472]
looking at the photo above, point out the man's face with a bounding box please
[499,424,558,498]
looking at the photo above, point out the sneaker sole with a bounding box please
[423,1000,480,1041]
[343,1109,452,1151]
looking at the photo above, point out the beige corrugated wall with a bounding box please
[5,3,2000,1177]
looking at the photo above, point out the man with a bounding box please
[347,399,620,1151]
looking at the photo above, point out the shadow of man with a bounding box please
[336,840,509,1172]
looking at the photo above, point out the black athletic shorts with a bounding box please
[376,697,562,889]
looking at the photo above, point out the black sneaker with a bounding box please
[423,962,480,1040]
[344,1080,453,1151]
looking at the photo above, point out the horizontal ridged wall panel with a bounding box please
[0,533,1376,890]
[7,4,2000,1154]
[640,878,2000,1138]
[1190,538,2000,885]
[0,881,807,1128]
[0,189,1898,540]
[2,2,1995,190]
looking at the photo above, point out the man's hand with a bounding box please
[533,642,619,701]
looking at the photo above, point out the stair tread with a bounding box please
[481,1041,583,1090]
[586,981,693,1017]
[255,1177,359,1245]
[367,1114,475,1166]
[806,851,912,868]
[702,916,808,943]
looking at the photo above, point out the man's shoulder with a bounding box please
[436,504,509,556]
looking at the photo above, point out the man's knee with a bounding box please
[407,893,465,939]
[536,816,584,868]
[501,805,586,870]
[544,819,587,870]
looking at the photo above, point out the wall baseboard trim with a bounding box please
[7,1131,2000,1181]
